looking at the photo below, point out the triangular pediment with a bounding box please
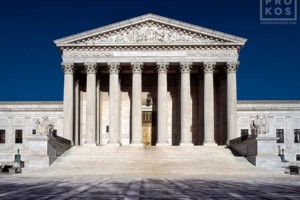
[55,14,247,47]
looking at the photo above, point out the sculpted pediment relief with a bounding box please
[55,14,247,47]
[75,21,225,44]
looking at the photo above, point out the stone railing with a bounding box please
[229,134,282,170]
[26,134,72,171]
[229,135,258,164]
[48,136,72,165]
[53,135,72,146]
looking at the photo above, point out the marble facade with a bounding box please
[1,14,300,169]
[56,14,245,147]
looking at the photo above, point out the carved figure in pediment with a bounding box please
[88,22,221,44]
[155,29,164,41]
[136,29,144,42]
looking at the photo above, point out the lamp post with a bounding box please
[12,149,22,173]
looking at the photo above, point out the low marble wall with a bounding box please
[26,135,71,171]
[229,135,282,170]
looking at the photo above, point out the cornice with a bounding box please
[59,44,243,51]
[60,44,242,54]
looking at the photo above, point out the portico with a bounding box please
[56,14,246,146]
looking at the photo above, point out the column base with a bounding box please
[83,143,97,147]
[130,143,143,147]
[180,142,194,146]
[156,142,169,146]
[203,141,218,146]
[107,142,120,147]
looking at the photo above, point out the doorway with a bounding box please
[142,111,157,146]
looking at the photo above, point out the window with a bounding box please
[32,129,36,135]
[0,130,5,143]
[296,155,300,161]
[294,129,300,143]
[241,129,248,141]
[106,126,109,133]
[15,130,23,144]
[276,129,284,143]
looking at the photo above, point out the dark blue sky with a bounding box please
[0,0,299,101]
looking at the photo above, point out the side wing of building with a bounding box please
[0,102,63,160]
[237,100,300,162]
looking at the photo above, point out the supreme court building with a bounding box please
[57,14,244,147]
[1,14,300,173]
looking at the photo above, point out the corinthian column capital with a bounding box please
[225,61,239,73]
[131,62,144,74]
[62,62,75,74]
[156,62,169,74]
[107,62,120,74]
[84,62,98,74]
[203,62,216,74]
[179,62,193,74]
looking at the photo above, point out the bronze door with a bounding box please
[142,111,152,146]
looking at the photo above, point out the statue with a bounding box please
[250,118,257,135]
[35,116,54,137]
[250,115,269,135]
[260,115,269,134]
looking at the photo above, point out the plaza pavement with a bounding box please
[0,174,299,199]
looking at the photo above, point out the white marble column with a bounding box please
[179,62,193,146]
[96,79,100,145]
[74,79,80,146]
[226,61,239,143]
[203,62,217,146]
[130,62,144,146]
[108,62,120,145]
[156,62,169,145]
[62,62,75,142]
[84,62,97,145]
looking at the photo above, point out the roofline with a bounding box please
[54,13,247,46]
[238,100,300,104]
[57,42,245,48]
[0,101,63,105]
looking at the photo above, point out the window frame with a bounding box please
[276,129,284,143]
[294,129,300,143]
[15,129,23,144]
[0,130,5,144]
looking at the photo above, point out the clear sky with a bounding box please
[0,0,299,101]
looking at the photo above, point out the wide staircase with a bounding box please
[24,146,282,178]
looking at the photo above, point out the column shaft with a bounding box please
[180,62,193,145]
[203,62,217,146]
[226,62,239,143]
[74,79,80,145]
[96,80,100,145]
[156,62,169,145]
[62,62,75,142]
[131,62,143,146]
[108,63,120,145]
[85,62,97,145]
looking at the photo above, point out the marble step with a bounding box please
[26,146,278,177]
